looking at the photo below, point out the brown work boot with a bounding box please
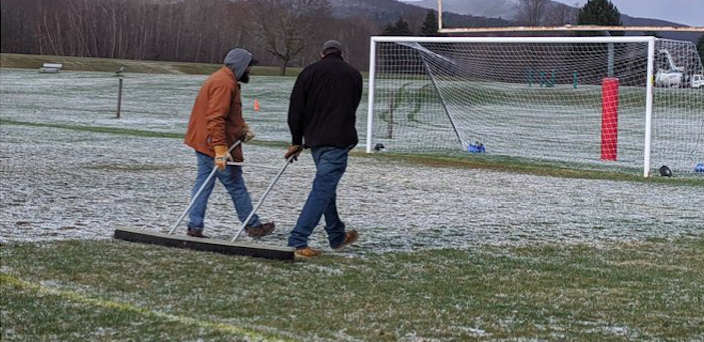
[245,222,275,238]
[295,247,322,258]
[332,230,358,252]
[187,228,209,238]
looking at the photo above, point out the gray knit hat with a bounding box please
[322,40,343,54]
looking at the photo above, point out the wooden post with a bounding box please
[116,77,124,119]
[387,96,394,139]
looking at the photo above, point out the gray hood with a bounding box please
[224,49,253,80]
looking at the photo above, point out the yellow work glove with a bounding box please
[214,145,230,171]
[284,144,303,162]
[242,123,255,143]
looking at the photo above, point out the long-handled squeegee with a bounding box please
[114,142,296,260]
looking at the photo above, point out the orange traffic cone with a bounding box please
[254,99,260,112]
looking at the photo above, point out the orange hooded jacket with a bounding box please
[184,66,246,162]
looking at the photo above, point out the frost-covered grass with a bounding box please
[3,67,703,177]
[2,237,704,341]
[2,66,703,341]
[2,124,703,249]
[4,118,702,187]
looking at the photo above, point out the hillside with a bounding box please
[327,0,513,29]
[621,16,703,42]
[396,0,701,42]
[402,0,519,19]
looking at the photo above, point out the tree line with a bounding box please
[0,0,383,74]
[2,0,701,73]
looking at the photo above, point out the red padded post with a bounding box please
[601,78,619,161]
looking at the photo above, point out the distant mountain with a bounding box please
[402,0,519,19]
[329,0,425,21]
[398,0,519,20]
[621,16,702,42]
[327,0,512,29]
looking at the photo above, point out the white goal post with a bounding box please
[366,36,704,177]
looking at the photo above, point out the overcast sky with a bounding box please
[552,0,703,26]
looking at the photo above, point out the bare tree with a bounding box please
[0,0,370,70]
[515,0,551,26]
[546,3,577,26]
[245,0,331,76]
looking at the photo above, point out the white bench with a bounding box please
[39,63,63,73]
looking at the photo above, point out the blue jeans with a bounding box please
[188,152,261,232]
[288,147,349,249]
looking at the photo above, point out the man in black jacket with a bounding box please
[284,40,363,257]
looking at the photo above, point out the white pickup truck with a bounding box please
[691,74,704,89]
[656,71,704,88]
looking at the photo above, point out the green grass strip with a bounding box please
[0,53,303,76]
[0,118,289,148]
[355,152,704,186]
[1,118,183,139]
[0,274,296,342]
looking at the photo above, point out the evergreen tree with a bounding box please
[577,0,623,36]
[382,22,396,35]
[382,18,413,36]
[394,18,413,36]
[419,10,439,36]
[698,34,704,63]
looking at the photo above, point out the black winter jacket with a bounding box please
[287,53,363,149]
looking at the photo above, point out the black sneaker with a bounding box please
[187,228,209,238]
[245,222,275,238]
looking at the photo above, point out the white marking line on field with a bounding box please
[1,274,296,342]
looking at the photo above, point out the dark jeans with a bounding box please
[288,146,349,248]
[188,152,261,232]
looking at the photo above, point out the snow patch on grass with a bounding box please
[1,69,703,255]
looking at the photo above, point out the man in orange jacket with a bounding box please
[183,48,274,238]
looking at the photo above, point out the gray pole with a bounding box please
[231,156,294,242]
[604,31,615,77]
[116,77,123,119]
[608,43,615,77]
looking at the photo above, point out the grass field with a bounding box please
[1,59,704,341]
[3,237,703,341]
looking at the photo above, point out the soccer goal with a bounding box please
[366,36,704,177]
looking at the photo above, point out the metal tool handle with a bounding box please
[168,141,242,234]
[231,156,295,242]
[226,162,280,170]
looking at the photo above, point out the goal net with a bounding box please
[366,37,704,177]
